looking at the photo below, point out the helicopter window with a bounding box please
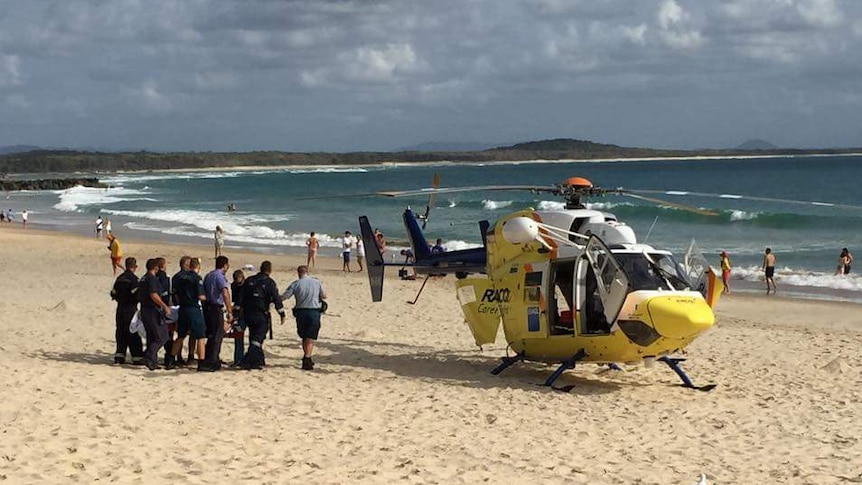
[525,272,543,286]
[614,253,690,291]
[569,218,589,242]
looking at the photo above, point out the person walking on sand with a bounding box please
[21,209,27,229]
[341,230,354,272]
[95,215,104,238]
[719,251,731,294]
[306,232,319,267]
[762,248,777,294]
[355,237,365,272]
[107,233,123,275]
[238,261,285,370]
[214,225,225,258]
[230,269,246,365]
[281,265,327,371]
[104,218,112,237]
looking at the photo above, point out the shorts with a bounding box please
[721,269,730,280]
[111,256,122,265]
[294,308,321,340]
[177,306,206,339]
[342,251,351,262]
[844,265,852,275]
[765,267,775,278]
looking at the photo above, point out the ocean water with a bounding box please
[8,155,862,300]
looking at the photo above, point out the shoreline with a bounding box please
[4,222,861,306]
[5,151,862,177]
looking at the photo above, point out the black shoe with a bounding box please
[146,361,160,371]
[197,362,220,372]
[175,357,187,367]
[301,357,313,370]
[165,360,177,370]
[113,357,126,365]
[130,359,146,366]
[187,358,196,367]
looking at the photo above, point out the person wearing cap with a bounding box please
[719,251,731,294]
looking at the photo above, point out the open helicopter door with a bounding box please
[684,239,723,308]
[455,278,501,347]
[584,235,630,331]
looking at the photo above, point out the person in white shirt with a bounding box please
[341,231,355,272]
[21,209,28,229]
[356,237,365,272]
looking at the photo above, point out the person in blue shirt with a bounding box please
[199,256,233,372]
[281,265,327,370]
[431,238,445,254]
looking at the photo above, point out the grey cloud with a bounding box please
[0,0,860,151]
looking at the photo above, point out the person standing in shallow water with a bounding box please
[762,248,777,295]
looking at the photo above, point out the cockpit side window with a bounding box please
[615,253,690,291]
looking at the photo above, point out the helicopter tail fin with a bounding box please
[359,216,385,302]
[403,208,432,261]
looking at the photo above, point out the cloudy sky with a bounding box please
[1,0,861,152]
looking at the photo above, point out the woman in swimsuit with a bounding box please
[306,232,319,267]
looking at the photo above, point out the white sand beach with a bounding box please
[1,226,861,484]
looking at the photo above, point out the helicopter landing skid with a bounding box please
[658,356,717,392]
[543,349,588,392]
[490,352,525,375]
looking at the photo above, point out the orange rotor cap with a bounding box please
[562,177,593,188]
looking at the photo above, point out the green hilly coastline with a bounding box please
[1,138,859,174]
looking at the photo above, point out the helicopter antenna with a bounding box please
[644,216,659,243]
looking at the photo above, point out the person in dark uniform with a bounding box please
[155,257,175,367]
[238,261,285,370]
[110,257,144,365]
[230,269,246,365]
[139,258,172,370]
[169,256,206,368]
[199,256,233,372]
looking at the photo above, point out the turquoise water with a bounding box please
[19,154,862,297]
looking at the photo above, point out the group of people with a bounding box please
[718,246,853,296]
[305,229,383,273]
[0,208,27,228]
[111,253,327,372]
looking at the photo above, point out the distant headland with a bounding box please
[1,138,859,174]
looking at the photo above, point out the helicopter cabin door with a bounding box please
[547,259,577,336]
[581,235,630,333]
[684,239,723,307]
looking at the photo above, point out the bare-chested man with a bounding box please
[762,247,777,295]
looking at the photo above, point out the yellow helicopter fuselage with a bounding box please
[456,209,722,364]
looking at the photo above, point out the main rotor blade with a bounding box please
[621,192,719,216]
[377,185,557,198]
[627,189,862,211]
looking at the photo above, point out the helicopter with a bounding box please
[356,176,862,392]
[355,176,730,391]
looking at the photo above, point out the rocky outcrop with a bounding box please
[0,178,106,191]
